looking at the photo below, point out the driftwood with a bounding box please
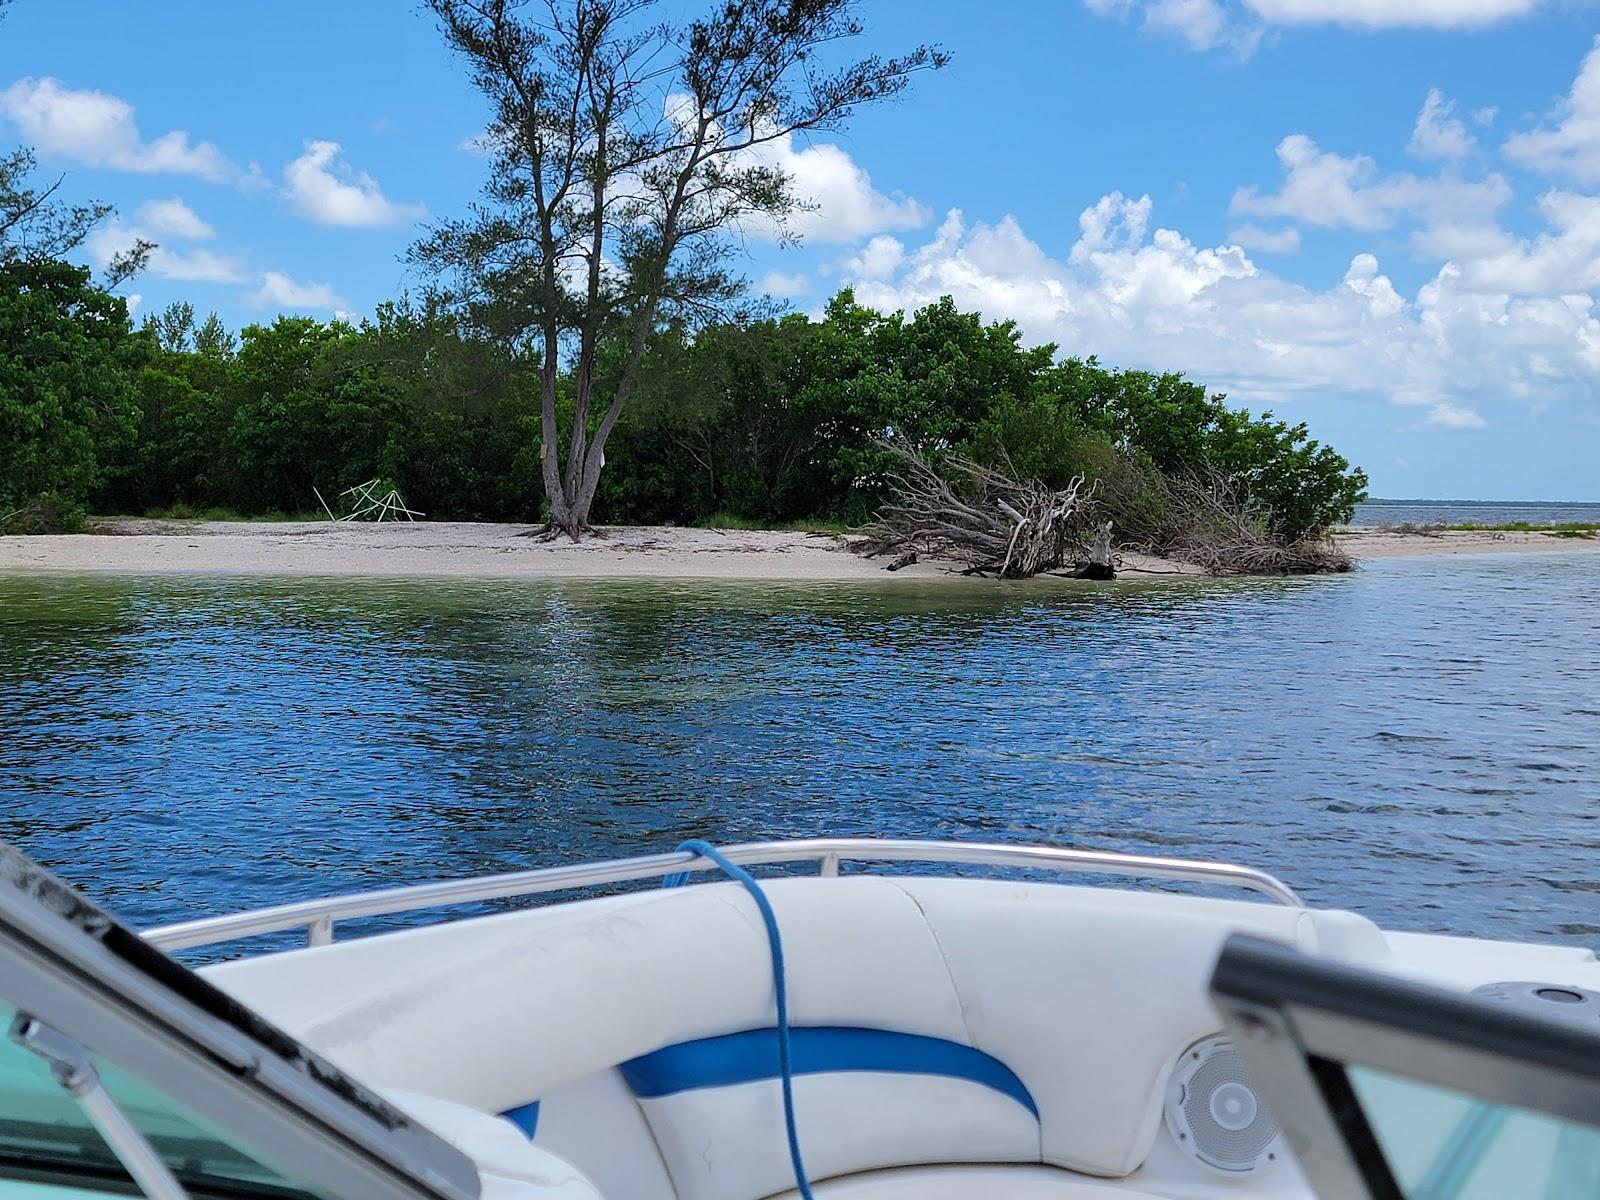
[1071,521,1115,579]
[858,441,1093,578]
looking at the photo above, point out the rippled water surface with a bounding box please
[2,554,1597,951]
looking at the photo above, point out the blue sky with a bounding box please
[4,0,1599,500]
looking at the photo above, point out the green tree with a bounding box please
[194,311,237,360]
[0,259,145,522]
[0,148,152,287]
[107,312,238,513]
[416,0,946,537]
[142,301,197,353]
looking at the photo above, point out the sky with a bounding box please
[3,1,1600,500]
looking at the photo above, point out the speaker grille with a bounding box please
[1164,1036,1282,1174]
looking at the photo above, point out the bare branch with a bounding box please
[856,440,1094,579]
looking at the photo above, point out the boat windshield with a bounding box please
[1349,1065,1600,1199]
[0,1000,316,1200]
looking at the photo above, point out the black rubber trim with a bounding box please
[1212,933,1600,1078]
[1306,1055,1406,1200]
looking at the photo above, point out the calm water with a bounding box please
[2,554,1597,956]
[1354,499,1600,526]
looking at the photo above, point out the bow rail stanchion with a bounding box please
[144,838,1305,954]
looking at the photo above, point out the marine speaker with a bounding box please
[1163,1035,1282,1174]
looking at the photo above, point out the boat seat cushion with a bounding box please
[632,1067,1041,1200]
[381,1090,602,1200]
[205,876,1382,1194]
[778,1164,1176,1198]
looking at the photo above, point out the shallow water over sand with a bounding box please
[2,552,1597,954]
[1354,499,1600,526]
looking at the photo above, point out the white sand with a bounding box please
[0,519,1593,581]
[1337,526,1600,559]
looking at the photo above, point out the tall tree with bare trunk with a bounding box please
[414,0,945,538]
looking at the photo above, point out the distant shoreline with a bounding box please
[0,519,1596,582]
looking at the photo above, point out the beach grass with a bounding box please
[93,505,328,524]
[1379,520,1597,539]
[696,512,849,535]
[1445,521,1598,538]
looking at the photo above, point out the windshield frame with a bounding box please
[0,841,479,1200]
[1210,934,1600,1200]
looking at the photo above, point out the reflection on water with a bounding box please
[1,554,1597,953]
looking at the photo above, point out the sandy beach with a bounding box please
[0,519,1595,581]
[1336,526,1600,559]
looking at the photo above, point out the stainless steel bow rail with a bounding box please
[142,838,1304,953]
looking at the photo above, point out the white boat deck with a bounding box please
[156,839,1597,1200]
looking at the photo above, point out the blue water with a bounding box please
[2,553,1597,956]
[1353,499,1600,527]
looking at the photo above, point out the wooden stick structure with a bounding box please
[319,479,424,522]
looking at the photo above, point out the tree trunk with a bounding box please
[541,450,604,540]
[1076,521,1115,580]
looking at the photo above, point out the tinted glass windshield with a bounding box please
[1350,1065,1600,1200]
[0,1001,316,1199]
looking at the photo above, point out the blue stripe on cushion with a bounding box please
[501,1100,540,1138]
[619,1027,1038,1118]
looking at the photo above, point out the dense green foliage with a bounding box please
[613,292,1367,540]
[0,271,1367,542]
[101,300,544,522]
[0,260,145,527]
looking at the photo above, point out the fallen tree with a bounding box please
[857,441,1351,578]
[1096,458,1352,575]
[857,441,1096,578]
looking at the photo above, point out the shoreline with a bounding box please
[0,519,1596,582]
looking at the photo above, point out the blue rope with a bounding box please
[665,840,816,1200]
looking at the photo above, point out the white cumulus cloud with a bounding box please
[838,194,1600,424]
[1425,401,1488,429]
[0,77,239,181]
[1504,38,1600,184]
[248,270,349,313]
[1144,0,1232,49]
[1409,89,1475,161]
[1231,133,1509,231]
[283,140,425,227]
[1084,0,1543,52]
[1241,0,1540,27]
[757,270,811,298]
[845,235,909,280]
[85,201,246,284]
[134,197,214,241]
[1445,191,1600,295]
[748,131,928,244]
[1083,0,1261,52]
